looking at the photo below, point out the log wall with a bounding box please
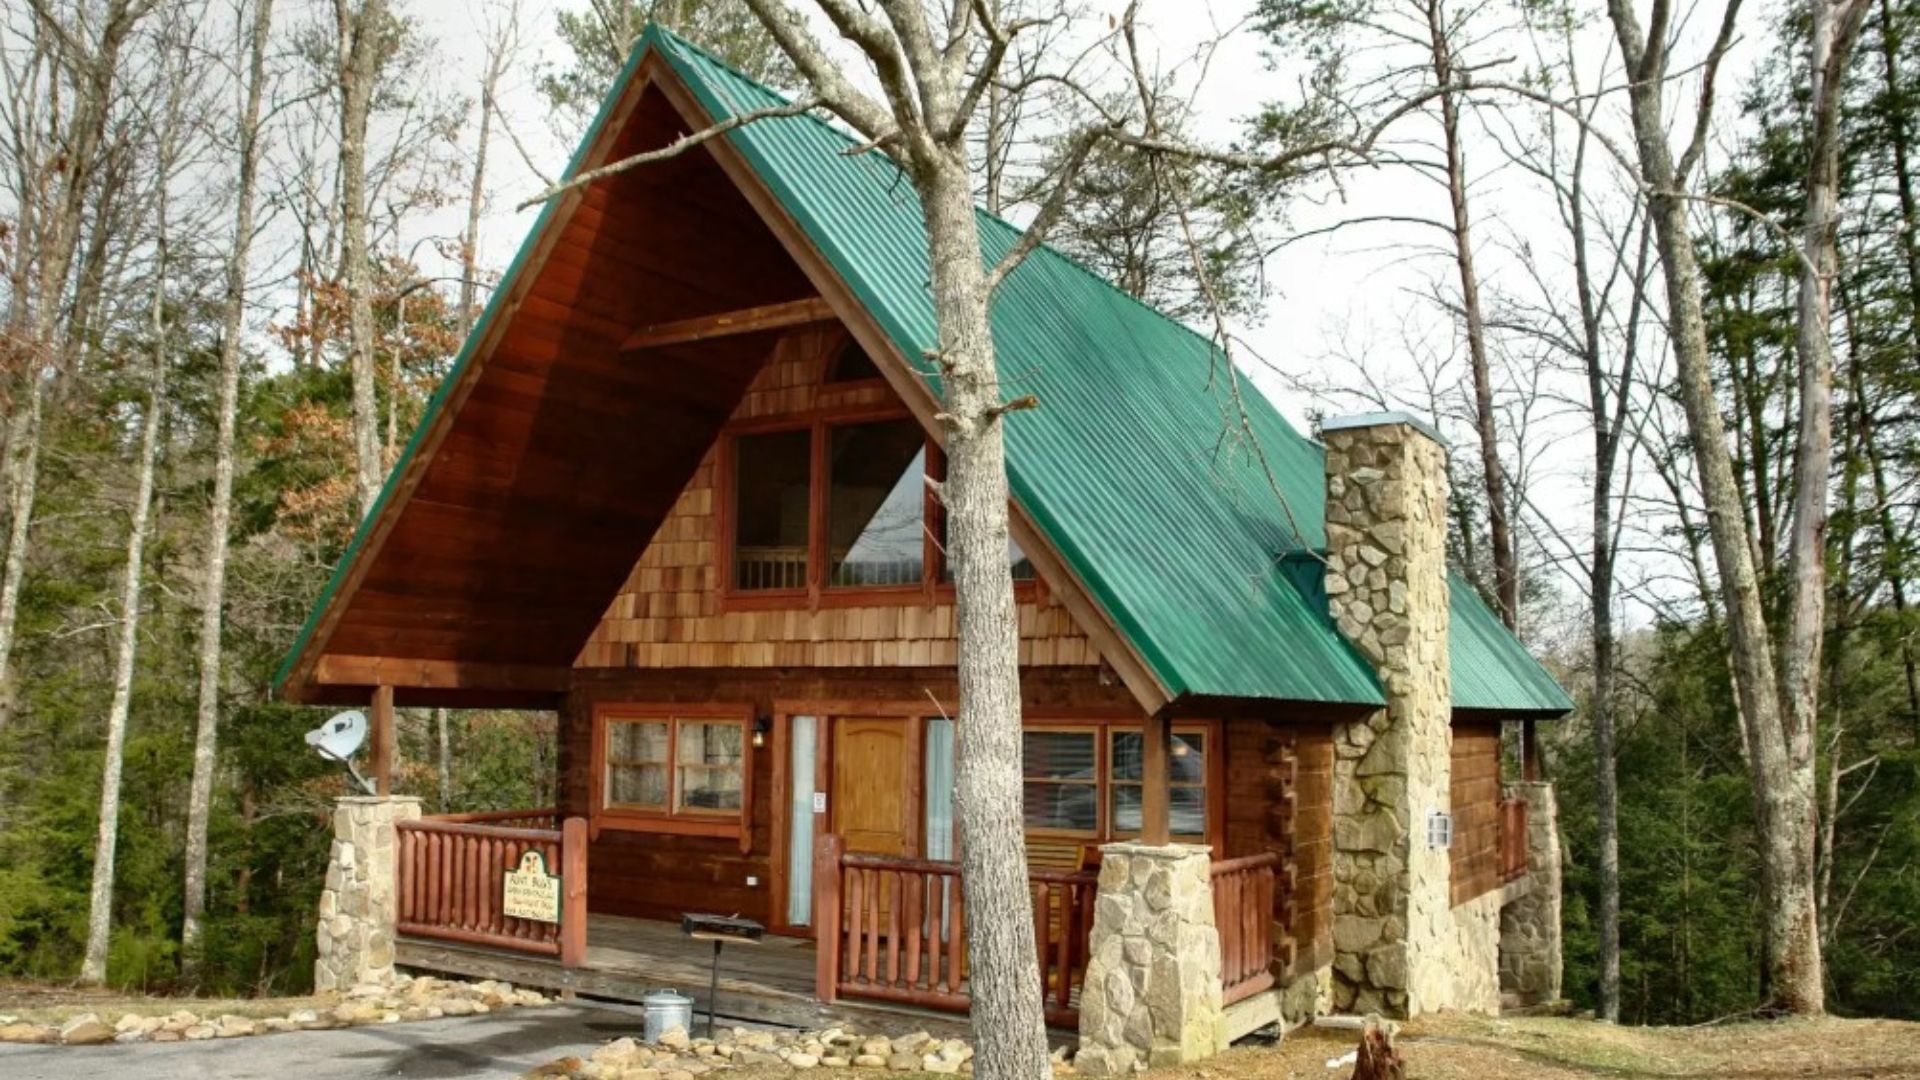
[1222,719,1335,983]
[1449,720,1505,905]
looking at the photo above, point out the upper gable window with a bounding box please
[827,420,926,586]
[725,417,1037,599]
[732,429,812,591]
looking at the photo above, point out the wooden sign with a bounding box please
[503,850,562,923]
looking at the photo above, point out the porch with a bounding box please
[386,808,1296,1035]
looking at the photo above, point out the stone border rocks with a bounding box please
[0,975,547,1047]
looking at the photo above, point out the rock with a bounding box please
[937,1039,971,1062]
[333,1002,382,1024]
[787,1053,820,1069]
[114,1013,147,1033]
[860,1038,892,1057]
[214,1014,257,1037]
[347,982,388,1000]
[731,1050,781,1067]
[853,1054,887,1068]
[114,1032,146,1044]
[923,1055,961,1074]
[263,1018,299,1032]
[526,1056,581,1076]
[664,1071,696,1080]
[150,1029,183,1043]
[0,1023,53,1045]
[595,1036,644,1064]
[656,1027,690,1050]
[740,1030,777,1050]
[820,1056,850,1068]
[59,1015,116,1046]
[438,998,477,1017]
[184,1025,217,1041]
[893,1032,933,1054]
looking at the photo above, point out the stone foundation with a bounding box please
[1074,843,1224,1074]
[1499,781,1563,1005]
[315,795,421,993]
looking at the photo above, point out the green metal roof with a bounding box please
[648,28,1571,714]
[274,25,1571,717]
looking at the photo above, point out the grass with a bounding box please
[0,980,331,1026]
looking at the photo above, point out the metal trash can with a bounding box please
[641,989,694,1043]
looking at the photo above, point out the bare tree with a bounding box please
[82,7,196,983]
[182,0,275,981]
[0,0,158,727]
[1601,0,1872,1011]
[335,0,391,517]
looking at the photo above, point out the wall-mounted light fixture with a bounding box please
[751,716,772,749]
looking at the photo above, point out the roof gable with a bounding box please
[649,29,1568,714]
[275,26,1571,718]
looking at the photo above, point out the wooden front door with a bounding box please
[830,716,917,857]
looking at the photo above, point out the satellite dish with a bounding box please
[306,710,375,795]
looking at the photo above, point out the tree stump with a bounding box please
[1351,1016,1404,1080]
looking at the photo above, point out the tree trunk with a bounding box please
[919,157,1049,1080]
[183,0,274,981]
[337,0,387,518]
[81,228,170,987]
[436,707,452,808]
[1426,0,1518,630]
[0,0,145,727]
[1605,0,1828,1014]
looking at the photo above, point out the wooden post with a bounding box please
[371,684,396,795]
[814,833,843,1002]
[1521,719,1542,781]
[1142,709,1171,846]
[561,816,589,968]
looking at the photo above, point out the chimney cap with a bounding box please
[1319,410,1449,449]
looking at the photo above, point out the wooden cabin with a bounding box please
[281,27,1570,1033]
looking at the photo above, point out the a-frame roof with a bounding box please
[276,26,1570,717]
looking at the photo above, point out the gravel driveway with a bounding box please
[0,1002,642,1079]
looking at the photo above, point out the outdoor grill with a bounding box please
[681,913,766,1036]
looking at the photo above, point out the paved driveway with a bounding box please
[0,1003,641,1079]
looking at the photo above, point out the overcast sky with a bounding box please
[389,0,1766,646]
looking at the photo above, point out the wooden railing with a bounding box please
[429,807,562,829]
[813,835,1097,1028]
[395,813,587,967]
[1211,852,1280,1005]
[1500,797,1530,883]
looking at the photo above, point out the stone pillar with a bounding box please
[1499,781,1563,1005]
[1074,843,1224,1075]
[315,795,421,993]
[1321,412,1460,1018]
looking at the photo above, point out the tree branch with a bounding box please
[515,97,823,210]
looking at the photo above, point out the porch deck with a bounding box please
[395,914,975,1036]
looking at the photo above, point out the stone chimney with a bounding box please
[1320,412,1484,1017]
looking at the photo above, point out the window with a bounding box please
[1018,721,1214,843]
[1110,730,1208,840]
[595,709,751,839]
[732,429,811,591]
[605,719,669,810]
[1023,730,1100,833]
[828,421,926,586]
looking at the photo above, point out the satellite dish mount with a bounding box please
[305,710,375,795]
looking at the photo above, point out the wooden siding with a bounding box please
[575,329,1100,671]
[1222,719,1334,983]
[1449,720,1504,905]
[560,667,1139,924]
